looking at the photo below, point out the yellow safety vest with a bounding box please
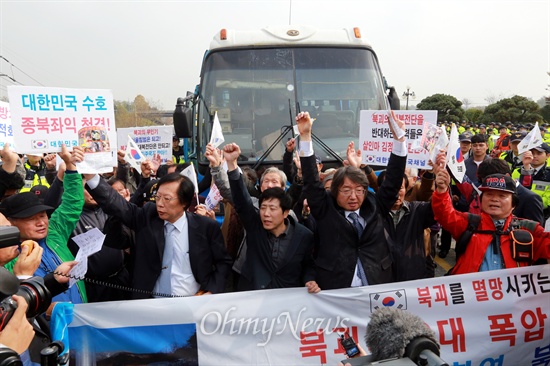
[19,162,50,192]
[512,168,550,209]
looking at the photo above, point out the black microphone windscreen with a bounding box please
[365,307,438,361]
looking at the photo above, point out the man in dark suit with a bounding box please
[84,170,232,299]
[296,111,407,290]
[219,142,319,293]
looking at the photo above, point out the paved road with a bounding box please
[434,249,456,277]
[434,236,456,277]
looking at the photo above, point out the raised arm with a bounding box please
[206,143,233,202]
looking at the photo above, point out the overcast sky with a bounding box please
[1,0,548,110]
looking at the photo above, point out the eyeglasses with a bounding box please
[152,194,176,203]
[338,188,366,197]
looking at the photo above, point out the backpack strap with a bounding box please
[514,218,538,232]
[454,213,482,258]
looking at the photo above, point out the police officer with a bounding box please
[172,135,185,164]
[500,132,526,171]
[512,142,550,219]
[19,154,49,192]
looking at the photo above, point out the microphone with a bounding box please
[365,308,448,366]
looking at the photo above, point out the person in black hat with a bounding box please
[29,184,49,204]
[477,124,489,142]
[458,132,473,160]
[0,145,87,304]
[500,131,526,171]
[433,153,550,275]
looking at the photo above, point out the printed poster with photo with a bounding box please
[7,86,117,173]
[117,126,173,164]
[359,110,438,169]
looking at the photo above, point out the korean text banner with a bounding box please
[0,101,15,150]
[117,126,173,163]
[359,110,438,169]
[59,265,550,366]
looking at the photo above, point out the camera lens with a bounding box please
[17,277,52,318]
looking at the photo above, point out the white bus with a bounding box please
[174,25,397,170]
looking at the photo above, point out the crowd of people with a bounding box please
[1,112,549,364]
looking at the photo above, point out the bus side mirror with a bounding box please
[173,97,193,138]
[387,87,401,110]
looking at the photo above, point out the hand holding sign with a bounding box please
[346,141,362,168]
[59,144,83,171]
[388,110,405,141]
[0,143,20,173]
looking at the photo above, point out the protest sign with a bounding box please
[116,125,173,163]
[359,110,438,168]
[7,86,116,173]
[0,101,15,150]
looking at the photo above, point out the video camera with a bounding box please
[0,226,52,330]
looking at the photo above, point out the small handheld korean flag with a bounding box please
[180,164,200,204]
[517,122,543,155]
[125,135,145,174]
[446,123,466,183]
[210,112,225,148]
[205,183,223,210]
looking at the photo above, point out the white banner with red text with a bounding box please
[54,265,550,366]
[359,110,439,169]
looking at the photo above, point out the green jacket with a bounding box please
[5,171,87,302]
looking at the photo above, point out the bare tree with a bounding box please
[484,93,507,105]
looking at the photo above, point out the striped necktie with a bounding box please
[348,212,368,286]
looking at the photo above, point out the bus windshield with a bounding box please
[197,47,387,164]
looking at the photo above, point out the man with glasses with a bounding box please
[84,171,232,299]
[296,111,407,289]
